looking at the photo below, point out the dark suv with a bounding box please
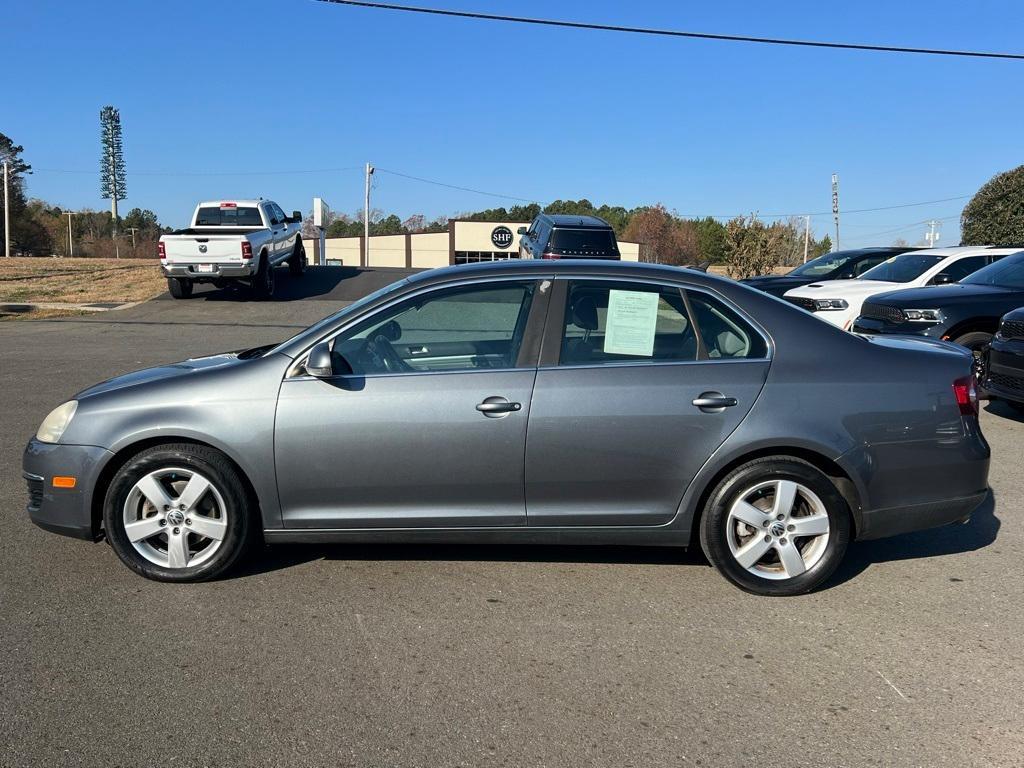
[741,247,920,298]
[982,307,1024,411]
[518,214,620,260]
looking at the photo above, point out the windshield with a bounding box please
[860,253,944,283]
[789,251,858,277]
[268,278,411,356]
[961,253,1024,288]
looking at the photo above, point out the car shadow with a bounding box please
[983,398,1024,424]
[826,489,999,588]
[163,266,419,303]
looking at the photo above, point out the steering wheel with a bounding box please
[366,334,411,373]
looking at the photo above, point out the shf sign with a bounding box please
[491,226,514,249]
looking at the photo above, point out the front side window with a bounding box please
[332,282,536,374]
[559,281,698,365]
[936,255,987,283]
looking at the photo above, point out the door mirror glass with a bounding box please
[305,341,334,377]
[292,210,302,222]
[517,226,528,235]
[931,272,953,285]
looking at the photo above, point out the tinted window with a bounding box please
[860,253,945,282]
[195,206,263,226]
[961,253,1024,289]
[686,291,768,359]
[789,251,859,277]
[547,228,617,255]
[937,255,988,283]
[333,282,536,374]
[559,281,698,365]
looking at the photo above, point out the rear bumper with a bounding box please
[161,263,254,280]
[23,439,113,541]
[856,491,988,540]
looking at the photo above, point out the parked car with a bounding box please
[24,261,988,596]
[741,247,919,298]
[851,249,1024,355]
[783,246,1016,329]
[518,214,620,260]
[159,199,306,299]
[981,306,1024,412]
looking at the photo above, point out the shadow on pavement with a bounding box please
[983,398,1024,424]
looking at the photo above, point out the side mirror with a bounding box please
[931,273,954,285]
[305,341,334,377]
[838,271,854,280]
[517,226,528,235]
[292,210,302,222]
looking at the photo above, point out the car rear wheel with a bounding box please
[289,241,306,276]
[103,444,255,582]
[700,457,851,596]
[252,255,275,300]
[167,277,193,299]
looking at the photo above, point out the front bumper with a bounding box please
[23,439,113,541]
[850,315,946,339]
[161,263,254,280]
[982,337,1024,404]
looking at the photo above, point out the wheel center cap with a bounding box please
[770,521,786,538]
[167,510,185,526]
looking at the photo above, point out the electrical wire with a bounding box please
[33,166,363,177]
[314,0,1024,61]
[375,167,535,202]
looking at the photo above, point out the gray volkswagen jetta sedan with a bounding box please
[24,260,990,595]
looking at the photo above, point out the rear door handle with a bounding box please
[476,396,522,417]
[692,392,738,411]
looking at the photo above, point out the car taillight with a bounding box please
[158,241,166,259]
[953,375,978,417]
[241,241,253,259]
[541,252,560,260]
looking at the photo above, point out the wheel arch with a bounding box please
[943,316,1001,343]
[90,436,263,539]
[684,445,863,546]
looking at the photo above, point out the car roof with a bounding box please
[406,258,727,288]
[541,214,612,229]
[196,200,266,208]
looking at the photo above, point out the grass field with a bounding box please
[0,257,165,318]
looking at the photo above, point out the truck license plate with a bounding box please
[197,264,214,273]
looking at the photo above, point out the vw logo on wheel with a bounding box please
[491,226,514,249]
[770,521,786,538]
[166,509,185,526]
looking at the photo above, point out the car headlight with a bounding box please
[903,309,942,322]
[813,299,848,311]
[35,400,78,443]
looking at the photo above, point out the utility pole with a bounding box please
[65,211,75,257]
[127,227,138,249]
[364,162,374,267]
[925,219,940,247]
[803,214,811,263]
[2,160,9,259]
[831,173,840,252]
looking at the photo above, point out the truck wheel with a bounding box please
[289,241,307,277]
[252,255,275,300]
[167,277,193,299]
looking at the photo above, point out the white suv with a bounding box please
[783,246,1017,329]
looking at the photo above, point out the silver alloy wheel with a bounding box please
[122,467,228,569]
[725,479,830,581]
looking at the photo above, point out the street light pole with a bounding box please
[803,214,811,263]
[2,160,10,259]
[364,162,374,267]
[66,211,75,257]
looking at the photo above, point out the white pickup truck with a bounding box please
[159,199,306,299]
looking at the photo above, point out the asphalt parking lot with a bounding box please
[2,267,1023,768]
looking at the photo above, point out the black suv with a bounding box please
[982,307,1024,411]
[850,249,1024,354]
[518,214,620,260]
[741,247,920,298]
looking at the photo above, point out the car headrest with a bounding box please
[571,295,599,331]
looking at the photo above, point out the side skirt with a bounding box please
[264,526,689,547]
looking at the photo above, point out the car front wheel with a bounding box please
[700,457,851,596]
[103,444,254,582]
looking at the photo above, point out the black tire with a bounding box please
[167,277,193,299]
[952,331,993,356]
[289,241,306,277]
[251,254,275,300]
[103,443,255,582]
[699,457,851,596]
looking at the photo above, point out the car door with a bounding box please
[262,203,283,262]
[525,278,770,526]
[272,203,296,258]
[275,278,548,529]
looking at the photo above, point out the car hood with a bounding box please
[75,350,251,399]
[865,282,1015,307]
[785,279,904,300]
[741,275,816,294]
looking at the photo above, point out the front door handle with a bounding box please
[476,396,522,417]
[692,391,738,412]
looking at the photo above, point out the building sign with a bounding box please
[491,226,514,249]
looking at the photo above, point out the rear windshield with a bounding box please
[548,228,618,254]
[860,253,944,283]
[195,206,263,227]
[961,252,1024,289]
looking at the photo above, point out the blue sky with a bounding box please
[4,0,1023,245]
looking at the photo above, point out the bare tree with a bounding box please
[622,204,699,265]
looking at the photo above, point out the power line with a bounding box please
[375,167,535,202]
[315,0,1024,61]
[33,166,363,177]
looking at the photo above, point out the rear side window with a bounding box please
[547,228,618,256]
[686,291,768,359]
[195,206,263,226]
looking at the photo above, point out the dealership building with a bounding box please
[310,219,640,269]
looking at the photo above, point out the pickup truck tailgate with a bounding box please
[163,234,248,264]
